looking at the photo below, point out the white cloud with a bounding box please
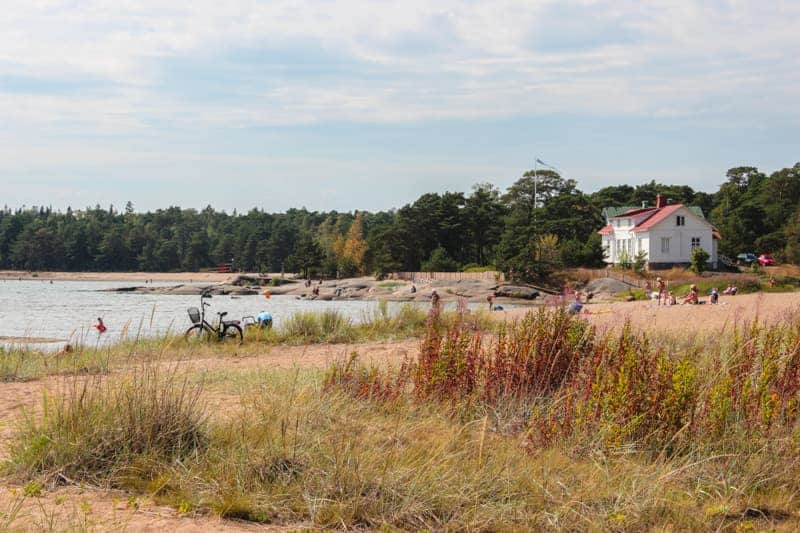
[1,0,799,130]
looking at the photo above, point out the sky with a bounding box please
[2,0,799,213]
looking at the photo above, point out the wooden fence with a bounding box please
[391,271,504,282]
[580,267,647,288]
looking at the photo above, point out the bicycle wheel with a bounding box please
[185,324,213,343]
[222,324,243,344]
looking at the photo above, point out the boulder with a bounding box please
[494,285,540,300]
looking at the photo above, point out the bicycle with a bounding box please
[184,292,243,343]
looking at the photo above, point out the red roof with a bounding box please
[598,224,613,235]
[712,230,722,240]
[616,207,658,217]
[631,204,684,232]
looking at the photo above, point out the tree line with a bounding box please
[1,163,798,279]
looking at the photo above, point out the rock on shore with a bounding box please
[103,276,551,303]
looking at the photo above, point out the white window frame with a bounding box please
[661,237,670,254]
[691,237,701,250]
[676,215,685,226]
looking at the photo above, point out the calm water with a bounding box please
[0,280,429,348]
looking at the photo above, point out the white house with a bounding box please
[598,195,720,270]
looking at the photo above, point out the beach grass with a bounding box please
[5,308,800,530]
[0,304,489,383]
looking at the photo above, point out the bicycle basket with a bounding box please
[187,307,201,324]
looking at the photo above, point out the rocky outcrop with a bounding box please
[103,276,549,303]
[494,285,540,300]
[104,284,259,296]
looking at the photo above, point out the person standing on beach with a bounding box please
[656,277,666,305]
[430,290,440,311]
[94,317,107,333]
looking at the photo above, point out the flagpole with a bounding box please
[533,157,538,209]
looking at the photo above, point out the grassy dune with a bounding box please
[4,307,800,530]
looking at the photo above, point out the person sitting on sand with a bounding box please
[723,284,738,295]
[682,284,699,305]
[709,287,719,304]
[94,317,107,333]
[667,291,677,306]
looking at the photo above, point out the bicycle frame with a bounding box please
[189,292,241,341]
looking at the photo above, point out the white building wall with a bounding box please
[601,206,718,267]
[643,207,714,265]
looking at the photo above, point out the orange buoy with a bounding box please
[263,289,271,299]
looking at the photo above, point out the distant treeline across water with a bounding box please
[1,163,798,279]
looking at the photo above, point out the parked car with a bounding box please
[758,253,776,266]
[736,253,757,264]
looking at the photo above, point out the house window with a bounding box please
[676,215,685,226]
[661,237,670,254]
[691,237,701,249]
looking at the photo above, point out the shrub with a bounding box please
[420,247,458,272]
[690,247,710,273]
[8,365,207,484]
[327,307,800,456]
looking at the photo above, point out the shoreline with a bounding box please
[0,270,250,283]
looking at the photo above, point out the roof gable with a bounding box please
[632,204,712,232]
[602,204,706,220]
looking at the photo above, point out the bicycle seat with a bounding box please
[218,311,228,318]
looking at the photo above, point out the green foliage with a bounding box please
[420,247,458,272]
[1,162,799,275]
[633,250,648,273]
[460,264,496,273]
[690,247,710,273]
[617,249,632,270]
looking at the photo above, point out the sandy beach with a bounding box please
[501,291,800,336]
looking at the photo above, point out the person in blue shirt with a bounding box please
[256,311,273,329]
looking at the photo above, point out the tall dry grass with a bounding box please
[7,364,207,486]
[6,349,800,530]
[7,308,800,529]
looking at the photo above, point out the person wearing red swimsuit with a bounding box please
[94,317,107,333]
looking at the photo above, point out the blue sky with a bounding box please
[2,0,799,212]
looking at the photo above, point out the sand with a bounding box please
[500,291,800,336]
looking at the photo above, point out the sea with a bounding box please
[0,279,432,350]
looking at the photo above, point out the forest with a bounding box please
[1,163,798,279]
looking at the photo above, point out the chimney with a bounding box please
[656,194,666,209]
